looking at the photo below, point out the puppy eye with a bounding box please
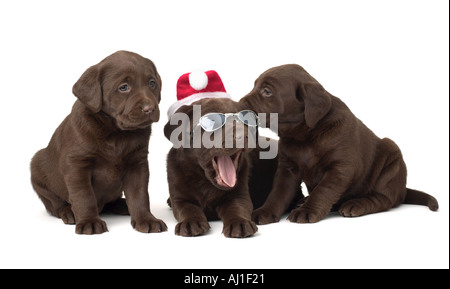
[119,84,130,92]
[261,87,273,97]
[149,79,156,89]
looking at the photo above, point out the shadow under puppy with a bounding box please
[240,64,439,225]
[164,71,258,238]
[30,51,167,234]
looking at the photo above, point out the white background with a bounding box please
[0,0,448,269]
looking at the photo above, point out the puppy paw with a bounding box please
[59,205,75,225]
[287,207,324,223]
[223,219,258,238]
[175,219,210,237]
[252,207,280,225]
[132,216,168,233]
[75,218,108,234]
[338,200,368,217]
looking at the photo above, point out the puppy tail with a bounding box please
[404,188,439,211]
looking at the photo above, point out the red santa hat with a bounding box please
[167,70,232,117]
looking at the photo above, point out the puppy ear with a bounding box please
[164,105,194,147]
[163,121,176,141]
[72,64,102,113]
[156,71,162,104]
[298,83,332,128]
[152,64,162,104]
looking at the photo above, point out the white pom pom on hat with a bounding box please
[189,71,209,91]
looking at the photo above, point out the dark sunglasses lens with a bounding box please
[238,111,258,126]
[200,114,226,131]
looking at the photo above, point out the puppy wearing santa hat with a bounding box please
[164,70,259,238]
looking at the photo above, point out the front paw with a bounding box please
[252,207,280,225]
[287,207,325,223]
[175,218,210,237]
[75,218,108,235]
[132,216,168,233]
[223,219,258,238]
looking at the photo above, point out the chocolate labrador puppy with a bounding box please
[240,64,439,224]
[164,98,258,237]
[30,51,167,234]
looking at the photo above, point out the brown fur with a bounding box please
[30,51,167,234]
[240,64,439,224]
[164,98,258,237]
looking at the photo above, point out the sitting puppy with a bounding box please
[240,64,439,224]
[164,71,258,238]
[30,51,167,234]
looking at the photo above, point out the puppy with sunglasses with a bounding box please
[164,71,259,238]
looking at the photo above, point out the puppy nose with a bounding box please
[235,134,248,142]
[141,104,155,114]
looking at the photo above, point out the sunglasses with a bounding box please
[197,110,259,132]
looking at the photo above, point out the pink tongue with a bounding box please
[216,155,237,187]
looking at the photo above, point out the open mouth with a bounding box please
[211,150,243,189]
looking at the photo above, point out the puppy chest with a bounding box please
[283,144,319,169]
[92,160,126,186]
[294,146,325,186]
[101,137,144,158]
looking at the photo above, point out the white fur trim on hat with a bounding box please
[167,92,231,118]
